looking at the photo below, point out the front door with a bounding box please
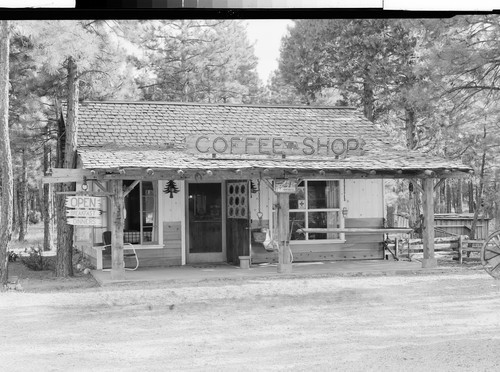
[187,182,225,263]
[226,180,250,265]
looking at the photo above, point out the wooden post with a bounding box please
[277,193,292,273]
[110,179,125,280]
[458,235,464,264]
[421,178,437,268]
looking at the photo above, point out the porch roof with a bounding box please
[73,101,471,178]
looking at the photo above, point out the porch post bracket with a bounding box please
[409,178,424,194]
[260,177,277,196]
[433,178,446,191]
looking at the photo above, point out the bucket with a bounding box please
[239,256,251,269]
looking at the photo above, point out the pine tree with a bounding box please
[134,20,262,103]
[0,20,13,288]
[163,180,179,198]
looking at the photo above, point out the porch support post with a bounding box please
[421,178,437,268]
[110,179,125,280]
[277,193,292,274]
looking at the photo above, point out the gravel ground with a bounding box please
[1,266,499,372]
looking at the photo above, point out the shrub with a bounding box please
[8,251,18,262]
[28,210,41,225]
[20,246,54,271]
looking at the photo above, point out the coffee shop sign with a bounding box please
[187,135,366,157]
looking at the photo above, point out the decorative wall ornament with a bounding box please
[163,180,179,198]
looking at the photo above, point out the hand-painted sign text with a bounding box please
[187,136,366,157]
[65,196,103,226]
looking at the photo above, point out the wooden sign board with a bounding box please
[66,209,102,217]
[65,196,102,209]
[187,135,366,158]
[275,179,298,194]
[67,217,103,226]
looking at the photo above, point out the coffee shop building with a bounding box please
[50,101,471,278]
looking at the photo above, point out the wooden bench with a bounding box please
[297,228,413,235]
[297,228,413,261]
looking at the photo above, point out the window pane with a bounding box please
[326,181,340,209]
[289,182,305,210]
[307,181,327,209]
[308,211,340,240]
[142,181,155,242]
[290,212,305,240]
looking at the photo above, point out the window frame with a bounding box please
[124,180,159,245]
[289,179,345,244]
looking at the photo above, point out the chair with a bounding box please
[101,231,139,271]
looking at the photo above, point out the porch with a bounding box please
[90,259,442,286]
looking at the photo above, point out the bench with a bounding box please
[297,228,413,261]
[297,228,413,234]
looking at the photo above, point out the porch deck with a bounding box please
[90,259,448,287]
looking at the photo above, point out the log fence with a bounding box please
[384,235,484,263]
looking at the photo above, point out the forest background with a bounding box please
[0,17,499,279]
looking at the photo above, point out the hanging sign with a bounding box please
[66,209,102,218]
[67,217,103,226]
[187,135,366,157]
[275,179,298,194]
[65,196,103,226]
[65,196,102,209]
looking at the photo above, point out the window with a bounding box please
[123,180,158,244]
[289,180,343,241]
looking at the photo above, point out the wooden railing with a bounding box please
[385,235,484,263]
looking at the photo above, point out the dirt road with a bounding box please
[1,271,500,371]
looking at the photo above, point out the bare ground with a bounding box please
[1,265,500,372]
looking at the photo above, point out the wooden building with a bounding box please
[47,101,471,279]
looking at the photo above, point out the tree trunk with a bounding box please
[408,182,422,237]
[18,149,28,241]
[362,78,374,122]
[454,179,463,214]
[445,180,452,213]
[495,170,500,231]
[0,20,13,287]
[386,205,395,228]
[12,179,17,235]
[470,127,487,240]
[55,57,79,277]
[405,107,418,150]
[468,180,474,213]
[43,138,54,251]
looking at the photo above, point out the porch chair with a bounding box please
[101,231,139,271]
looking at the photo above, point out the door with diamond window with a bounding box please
[226,180,250,265]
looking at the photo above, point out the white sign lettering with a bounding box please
[67,217,103,226]
[275,179,298,194]
[65,196,102,209]
[66,209,102,217]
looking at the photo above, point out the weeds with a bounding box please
[20,246,55,271]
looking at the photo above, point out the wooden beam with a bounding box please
[42,166,472,185]
[277,193,292,274]
[123,180,140,197]
[55,191,113,196]
[421,178,437,268]
[410,179,424,194]
[261,178,277,196]
[298,228,413,234]
[433,178,446,191]
[110,179,125,280]
[93,180,107,193]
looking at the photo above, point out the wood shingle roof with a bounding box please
[72,101,471,178]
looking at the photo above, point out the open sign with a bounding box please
[65,196,102,209]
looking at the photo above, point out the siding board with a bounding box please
[252,217,384,263]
